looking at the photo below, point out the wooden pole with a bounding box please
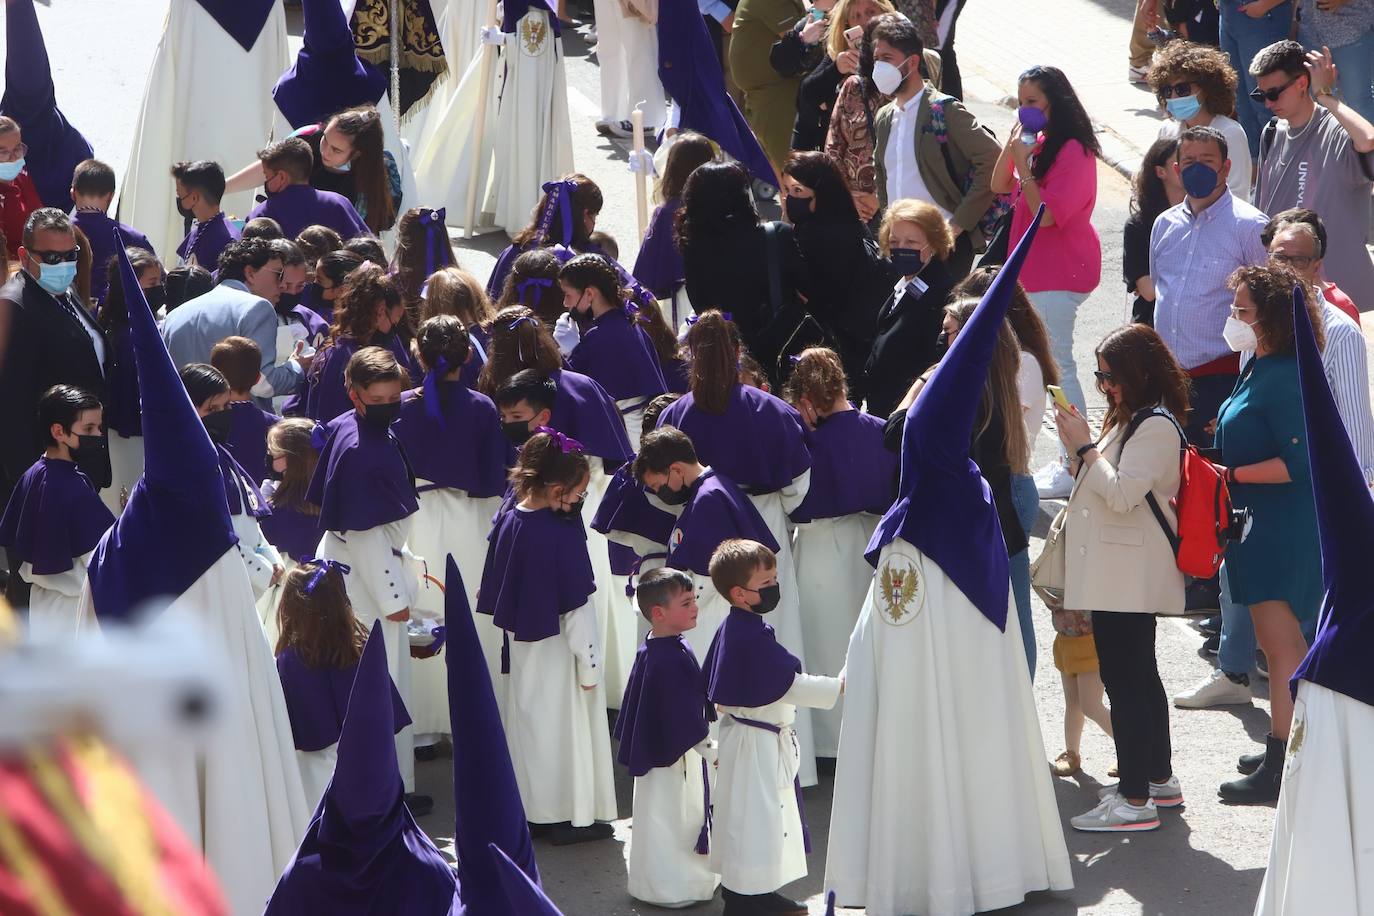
[465,0,502,236]
[631,105,648,244]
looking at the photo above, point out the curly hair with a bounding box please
[329,262,401,342]
[1227,264,1324,358]
[782,347,848,410]
[1147,41,1238,122]
[476,306,563,396]
[510,430,591,501]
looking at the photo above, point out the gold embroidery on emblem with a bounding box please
[520,16,548,56]
[878,556,922,626]
[1287,711,1305,761]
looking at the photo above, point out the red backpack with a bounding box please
[1119,408,1249,579]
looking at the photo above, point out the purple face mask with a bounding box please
[1017,105,1048,134]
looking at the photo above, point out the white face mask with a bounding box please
[872,58,908,96]
[1222,315,1258,353]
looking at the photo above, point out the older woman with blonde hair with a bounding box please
[1148,41,1251,195]
[861,198,956,418]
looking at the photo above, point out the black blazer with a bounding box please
[862,258,955,420]
[0,272,108,505]
[792,56,843,151]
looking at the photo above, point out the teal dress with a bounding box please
[1215,354,1322,621]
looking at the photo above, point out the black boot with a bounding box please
[1237,748,1265,774]
[721,888,806,915]
[1219,734,1285,803]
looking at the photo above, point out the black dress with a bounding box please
[792,56,844,151]
[861,258,956,420]
[1122,210,1155,326]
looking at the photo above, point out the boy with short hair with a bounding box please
[614,567,720,908]
[69,158,155,304]
[493,369,557,447]
[702,539,842,916]
[170,160,240,270]
[245,137,369,240]
[210,335,280,485]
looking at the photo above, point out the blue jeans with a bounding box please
[1027,290,1088,413]
[1331,32,1374,125]
[1218,0,1295,157]
[1009,472,1040,679]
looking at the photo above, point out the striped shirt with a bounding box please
[1149,191,1269,370]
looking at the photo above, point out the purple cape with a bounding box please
[194,0,277,52]
[657,0,775,185]
[567,309,668,403]
[590,461,676,553]
[866,209,1045,630]
[104,326,142,437]
[306,335,420,423]
[476,507,596,642]
[702,608,800,708]
[631,200,685,300]
[177,211,242,269]
[490,844,562,915]
[284,303,330,344]
[0,0,93,210]
[548,369,634,466]
[0,457,114,575]
[273,0,388,130]
[790,410,897,523]
[461,324,490,391]
[658,385,811,493]
[88,230,239,623]
[261,499,326,564]
[217,443,271,519]
[668,470,778,575]
[224,400,280,490]
[264,620,454,915]
[614,635,714,777]
[394,382,510,497]
[246,184,370,242]
[276,644,411,752]
[71,211,154,305]
[306,411,418,533]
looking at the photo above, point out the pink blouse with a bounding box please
[1009,138,1101,294]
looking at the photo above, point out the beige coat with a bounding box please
[1063,414,1185,615]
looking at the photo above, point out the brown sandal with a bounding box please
[1051,750,1081,776]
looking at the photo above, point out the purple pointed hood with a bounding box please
[273,0,388,129]
[866,206,1045,629]
[488,844,563,915]
[194,0,278,52]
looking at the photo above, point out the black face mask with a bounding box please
[654,481,691,506]
[277,291,302,313]
[176,198,195,221]
[889,247,925,277]
[749,583,782,614]
[70,433,112,490]
[933,330,949,360]
[360,401,402,431]
[502,420,534,446]
[784,195,813,225]
[264,455,284,481]
[202,409,232,444]
[571,307,594,332]
[552,499,584,521]
[372,327,399,348]
[143,284,168,313]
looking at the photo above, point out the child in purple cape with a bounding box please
[701,539,842,916]
[180,363,283,600]
[476,430,617,846]
[274,559,410,812]
[615,568,720,907]
[0,385,115,638]
[417,266,492,390]
[258,418,327,642]
[210,335,281,487]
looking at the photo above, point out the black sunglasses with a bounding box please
[1093,370,1115,383]
[1157,81,1192,99]
[1249,76,1298,104]
[28,246,81,265]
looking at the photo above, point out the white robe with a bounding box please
[590,0,665,129]
[75,549,310,916]
[316,522,419,793]
[401,0,485,151]
[232,510,282,600]
[502,599,617,826]
[404,481,504,734]
[20,552,92,642]
[297,743,338,816]
[825,538,1073,916]
[103,432,144,516]
[118,0,291,258]
[791,512,880,757]
[410,45,499,228]
[1254,681,1374,915]
[586,459,637,709]
[628,742,720,907]
[711,673,841,895]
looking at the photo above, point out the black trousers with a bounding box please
[1184,371,1238,448]
[1092,611,1173,800]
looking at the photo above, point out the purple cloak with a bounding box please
[0,457,114,575]
[306,411,418,533]
[217,443,272,519]
[548,369,634,466]
[272,0,388,130]
[790,409,897,523]
[702,608,801,708]
[590,461,676,555]
[667,470,778,576]
[476,507,596,642]
[567,308,668,403]
[394,381,510,497]
[71,210,154,305]
[631,199,684,301]
[194,0,278,52]
[261,499,327,564]
[223,400,280,489]
[246,184,370,242]
[658,384,811,493]
[275,644,411,752]
[283,304,330,346]
[615,635,714,777]
[176,211,241,270]
[305,334,420,424]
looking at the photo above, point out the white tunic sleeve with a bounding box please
[346,524,414,617]
[563,601,602,688]
[778,469,811,516]
[21,558,88,597]
[694,736,718,766]
[781,672,842,711]
[232,513,281,597]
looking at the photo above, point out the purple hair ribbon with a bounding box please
[300,558,352,594]
[422,356,451,426]
[517,276,553,306]
[535,426,585,454]
[534,179,578,246]
[686,311,732,325]
[418,207,448,278]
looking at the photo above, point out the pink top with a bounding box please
[1009,138,1101,294]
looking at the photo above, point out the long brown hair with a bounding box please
[659,132,716,203]
[511,173,603,249]
[684,310,741,414]
[947,301,1031,474]
[476,306,563,396]
[510,431,590,502]
[421,266,492,327]
[953,267,1061,385]
[1095,323,1192,433]
[393,207,459,323]
[329,262,400,343]
[267,418,322,515]
[327,106,395,233]
[274,561,368,668]
[495,248,564,324]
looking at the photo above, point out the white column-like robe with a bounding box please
[103,432,143,516]
[20,551,92,641]
[585,458,637,710]
[590,0,666,129]
[296,742,338,816]
[628,741,720,907]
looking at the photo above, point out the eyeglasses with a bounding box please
[1093,370,1115,383]
[0,142,28,163]
[1157,81,1192,100]
[1249,77,1298,104]
[28,246,81,265]
[1269,252,1314,269]
[1230,305,1255,317]
[263,267,285,282]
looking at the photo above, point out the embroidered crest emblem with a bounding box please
[519,15,548,57]
[1287,705,1306,767]
[878,554,922,626]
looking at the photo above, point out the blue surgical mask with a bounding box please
[1180,161,1220,199]
[0,158,24,182]
[1166,93,1202,121]
[331,159,352,173]
[36,261,77,295]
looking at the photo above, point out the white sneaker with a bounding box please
[1128,65,1149,84]
[1173,669,1251,709]
[1097,775,1184,808]
[1034,460,1074,500]
[1071,794,1160,832]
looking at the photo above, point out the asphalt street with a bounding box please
[6,2,1288,913]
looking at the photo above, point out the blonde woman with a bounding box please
[793,0,894,151]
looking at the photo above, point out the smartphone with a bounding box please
[844,24,863,46]
[808,6,824,20]
[1046,385,1073,411]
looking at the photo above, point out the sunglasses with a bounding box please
[28,246,81,265]
[1269,252,1314,269]
[1157,81,1192,100]
[1093,370,1115,383]
[1249,77,1298,104]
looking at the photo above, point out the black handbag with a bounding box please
[757,222,832,386]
